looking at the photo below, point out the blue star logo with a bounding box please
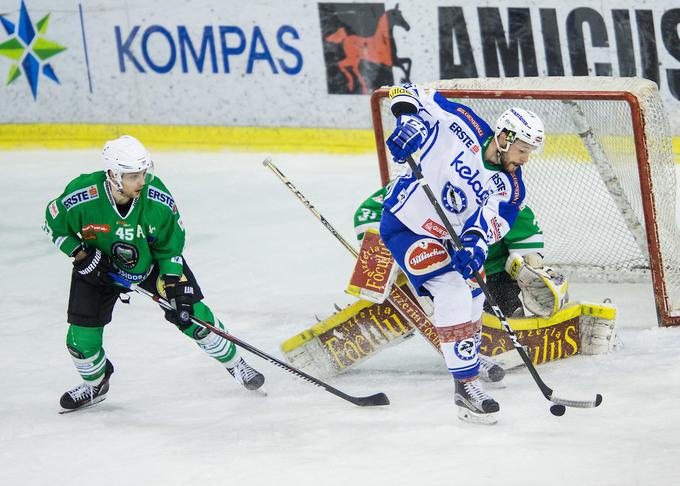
[0,0,66,99]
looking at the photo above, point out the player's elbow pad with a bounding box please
[391,100,418,117]
[389,87,419,117]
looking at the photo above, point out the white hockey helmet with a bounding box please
[101,135,154,191]
[495,107,545,153]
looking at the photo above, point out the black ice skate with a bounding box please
[59,359,114,413]
[227,358,265,391]
[479,354,505,383]
[454,378,500,425]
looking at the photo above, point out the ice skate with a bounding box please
[59,359,114,413]
[479,354,505,383]
[454,378,500,425]
[227,358,265,391]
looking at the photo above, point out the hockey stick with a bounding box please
[108,273,390,407]
[402,155,602,412]
[263,157,359,257]
[263,157,442,354]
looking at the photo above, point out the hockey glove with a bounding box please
[163,275,195,329]
[453,231,488,280]
[73,246,113,286]
[386,114,428,163]
[505,252,568,317]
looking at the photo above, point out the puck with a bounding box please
[550,404,566,416]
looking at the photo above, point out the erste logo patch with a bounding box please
[61,185,99,210]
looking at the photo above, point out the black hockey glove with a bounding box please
[163,275,195,329]
[73,246,113,286]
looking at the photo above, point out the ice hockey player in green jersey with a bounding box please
[43,135,264,413]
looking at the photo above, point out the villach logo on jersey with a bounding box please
[0,0,66,99]
[319,2,412,95]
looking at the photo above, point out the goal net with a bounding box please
[370,77,680,327]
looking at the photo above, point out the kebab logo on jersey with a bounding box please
[61,185,99,211]
[449,151,492,205]
[405,238,451,276]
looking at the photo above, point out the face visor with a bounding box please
[120,161,155,183]
[110,160,154,192]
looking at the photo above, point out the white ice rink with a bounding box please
[1,150,679,485]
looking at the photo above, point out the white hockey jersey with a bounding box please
[383,84,526,245]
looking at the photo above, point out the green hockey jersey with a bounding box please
[43,171,185,282]
[353,187,544,276]
[353,187,385,240]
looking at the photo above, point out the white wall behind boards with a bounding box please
[1,0,678,132]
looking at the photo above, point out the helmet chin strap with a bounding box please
[106,170,124,193]
[495,140,509,165]
[494,130,513,164]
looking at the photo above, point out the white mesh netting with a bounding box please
[374,77,680,322]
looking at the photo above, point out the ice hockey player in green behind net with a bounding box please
[354,186,568,382]
[43,135,264,413]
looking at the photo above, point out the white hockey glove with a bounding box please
[505,252,568,317]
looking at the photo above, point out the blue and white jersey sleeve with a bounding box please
[388,83,440,136]
[462,169,526,245]
[382,84,514,245]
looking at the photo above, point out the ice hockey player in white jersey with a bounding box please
[379,84,545,424]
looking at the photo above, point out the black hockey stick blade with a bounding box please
[241,346,390,407]
[550,392,603,409]
[518,345,603,409]
[350,392,390,407]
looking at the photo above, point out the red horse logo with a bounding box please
[325,4,411,94]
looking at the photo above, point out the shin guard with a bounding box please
[438,321,481,380]
[182,302,239,367]
[66,325,107,384]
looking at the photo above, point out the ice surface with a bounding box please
[1,150,679,485]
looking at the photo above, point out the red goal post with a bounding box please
[370,77,680,327]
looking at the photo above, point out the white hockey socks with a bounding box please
[194,320,239,368]
[437,321,481,380]
[70,349,108,385]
